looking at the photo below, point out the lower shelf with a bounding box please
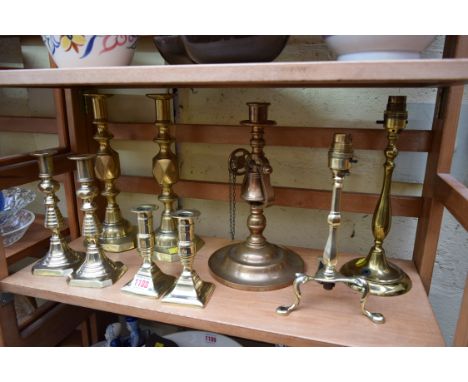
[0,236,444,346]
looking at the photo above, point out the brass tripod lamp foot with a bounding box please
[83,93,135,253]
[208,102,304,291]
[67,154,127,288]
[277,134,384,324]
[121,204,175,297]
[31,150,84,276]
[162,209,214,308]
[340,96,412,297]
[147,93,203,263]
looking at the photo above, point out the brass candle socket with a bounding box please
[161,209,214,308]
[340,96,412,296]
[31,149,84,276]
[83,93,135,253]
[277,134,384,324]
[121,204,175,298]
[147,93,203,262]
[67,154,127,288]
[208,102,304,291]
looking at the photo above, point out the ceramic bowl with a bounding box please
[42,35,138,67]
[0,187,35,226]
[324,35,436,61]
[0,209,35,247]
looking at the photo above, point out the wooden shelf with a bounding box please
[1,59,468,88]
[0,236,444,346]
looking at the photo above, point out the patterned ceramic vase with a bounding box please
[42,35,138,67]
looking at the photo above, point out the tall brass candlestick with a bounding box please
[31,149,84,276]
[340,96,412,296]
[121,204,175,298]
[84,93,135,253]
[276,134,384,324]
[147,93,203,262]
[208,102,304,291]
[68,154,127,288]
[162,209,214,308]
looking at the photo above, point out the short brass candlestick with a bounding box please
[147,93,203,262]
[340,96,412,296]
[121,204,175,297]
[162,209,214,308]
[68,154,127,288]
[277,134,384,324]
[84,93,135,253]
[208,102,304,291]
[31,149,84,276]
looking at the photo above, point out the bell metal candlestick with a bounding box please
[208,102,304,291]
[147,93,204,262]
[277,134,384,324]
[121,204,175,297]
[31,149,84,276]
[162,209,214,308]
[68,154,127,288]
[84,93,135,252]
[340,96,412,297]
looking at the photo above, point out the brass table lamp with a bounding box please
[121,204,175,297]
[68,154,127,288]
[162,209,214,308]
[31,149,84,276]
[208,102,304,291]
[340,96,412,296]
[276,134,384,324]
[147,93,203,262]
[83,92,135,253]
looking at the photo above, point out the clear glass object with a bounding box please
[0,209,35,247]
[0,187,36,226]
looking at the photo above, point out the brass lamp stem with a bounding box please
[84,93,135,253]
[340,96,412,296]
[31,149,84,276]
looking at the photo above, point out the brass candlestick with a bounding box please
[121,204,175,297]
[83,92,135,253]
[68,154,127,288]
[340,96,412,296]
[208,102,304,291]
[277,134,384,324]
[147,93,203,262]
[31,149,84,276]
[162,209,214,308]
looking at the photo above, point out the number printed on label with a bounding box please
[205,335,217,344]
[134,278,149,288]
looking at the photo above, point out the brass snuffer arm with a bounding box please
[277,133,385,324]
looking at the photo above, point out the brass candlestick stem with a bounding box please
[162,209,214,308]
[121,204,175,297]
[208,102,304,291]
[277,134,384,324]
[147,93,203,262]
[68,154,127,288]
[31,149,84,276]
[340,96,412,296]
[84,93,135,252]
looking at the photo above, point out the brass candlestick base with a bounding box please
[147,93,203,263]
[84,93,135,253]
[277,134,384,324]
[340,96,412,297]
[31,150,84,276]
[162,210,214,307]
[122,205,175,297]
[209,102,304,291]
[68,154,126,288]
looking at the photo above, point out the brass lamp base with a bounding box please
[100,222,135,253]
[161,270,214,308]
[340,249,412,297]
[121,264,175,298]
[153,235,204,262]
[208,241,304,291]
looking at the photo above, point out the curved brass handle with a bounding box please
[276,273,311,316]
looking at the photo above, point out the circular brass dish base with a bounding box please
[208,241,305,291]
[340,257,412,297]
